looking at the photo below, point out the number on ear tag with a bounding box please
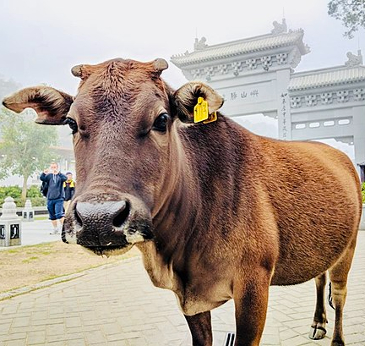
[194,97,209,123]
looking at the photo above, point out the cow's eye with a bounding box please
[64,118,78,134]
[152,113,169,132]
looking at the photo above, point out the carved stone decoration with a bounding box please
[219,64,229,74]
[261,56,272,71]
[305,95,317,106]
[205,66,215,81]
[194,37,208,51]
[288,47,302,69]
[321,92,333,105]
[232,62,243,76]
[304,44,311,54]
[353,88,365,101]
[336,90,349,103]
[192,69,201,79]
[246,58,257,70]
[345,50,363,67]
[276,53,288,65]
[271,18,287,34]
[290,97,302,108]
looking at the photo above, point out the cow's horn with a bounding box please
[153,58,168,73]
[71,65,84,78]
[71,64,92,80]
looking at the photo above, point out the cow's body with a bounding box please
[3,58,361,346]
[137,118,360,317]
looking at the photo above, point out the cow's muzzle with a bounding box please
[62,199,153,256]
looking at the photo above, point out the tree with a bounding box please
[328,0,365,38]
[0,77,21,101]
[0,107,59,202]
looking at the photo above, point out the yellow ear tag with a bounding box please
[194,97,209,123]
[203,111,217,124]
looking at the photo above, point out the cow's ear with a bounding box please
[174,82,224,123]
[2,86,73,125]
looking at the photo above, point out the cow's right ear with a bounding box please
[173,82,224,123]
[2,86,73,125]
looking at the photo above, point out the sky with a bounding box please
[0,0,363,165]
[1,0,363,93]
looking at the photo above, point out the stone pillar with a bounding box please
[22,199,35,222]
[0,197,22,247]
[276,69,292,140]
[353,105,365,172]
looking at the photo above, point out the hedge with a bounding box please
[0,185,46,207]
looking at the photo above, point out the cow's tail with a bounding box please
[328,282,335,310]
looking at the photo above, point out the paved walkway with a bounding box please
[0,226,364,345]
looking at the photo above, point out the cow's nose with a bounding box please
[75,200,130,230]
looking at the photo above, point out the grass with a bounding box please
[0,241,140,296]
[34,215,48,220]
[22,256,39,263]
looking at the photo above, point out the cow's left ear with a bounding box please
[2,86,73,125]
[174,82,224,123]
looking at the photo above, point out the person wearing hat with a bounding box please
[63,171,76,213]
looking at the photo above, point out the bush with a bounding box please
[27,185,43,198]
[0,185,45,207]
[0,197,46,208]
[362,182,365,204]
[30,197,47,207]
[0,186,22,200]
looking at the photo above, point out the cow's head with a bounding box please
[2,58,223,256]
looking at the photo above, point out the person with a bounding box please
[63,172,76,213]
[40,162,67,234]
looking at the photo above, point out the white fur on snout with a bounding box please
[65,232,77,244]
[64,227,77,244]
[125,231,145,244]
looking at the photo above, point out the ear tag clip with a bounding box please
[203,111,217,124]
[194,97,209,123]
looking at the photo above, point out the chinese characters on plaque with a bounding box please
[281,92,288,139]
[222,89,260,102]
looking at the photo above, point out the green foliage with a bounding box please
[0,107,60,199]
[328,0,365,38]
[26,185,43,198]
[0,185,46,207]
[362,182,365,204]
[0,185,21,200]
[29,197,46,207]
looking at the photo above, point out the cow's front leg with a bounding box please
[233,269,271,346]
[185,311,212,346]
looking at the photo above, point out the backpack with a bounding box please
[40,180,49,197]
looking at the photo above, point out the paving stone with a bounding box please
[0,232,364,345]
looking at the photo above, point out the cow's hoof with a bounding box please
[309,325,327,340]
[330,340,345,346]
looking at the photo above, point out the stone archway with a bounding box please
[171,19,365,178]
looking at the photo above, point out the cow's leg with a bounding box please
[328,234,357,346]
[233,269,271,346]
[309,272,328,340]
[185,311,212,346]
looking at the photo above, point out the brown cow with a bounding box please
[3,58,362,346]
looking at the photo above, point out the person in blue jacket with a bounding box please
[40,162,67,234]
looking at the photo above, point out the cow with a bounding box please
[3,58,362,346]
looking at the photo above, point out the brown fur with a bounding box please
[2,58,361,346]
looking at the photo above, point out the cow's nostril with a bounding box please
[113,201,130,228]
[74,204,83,227]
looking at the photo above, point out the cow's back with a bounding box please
[258,137,361,285]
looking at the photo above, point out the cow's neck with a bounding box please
[150,125,202,257]
[138,117,251,286]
